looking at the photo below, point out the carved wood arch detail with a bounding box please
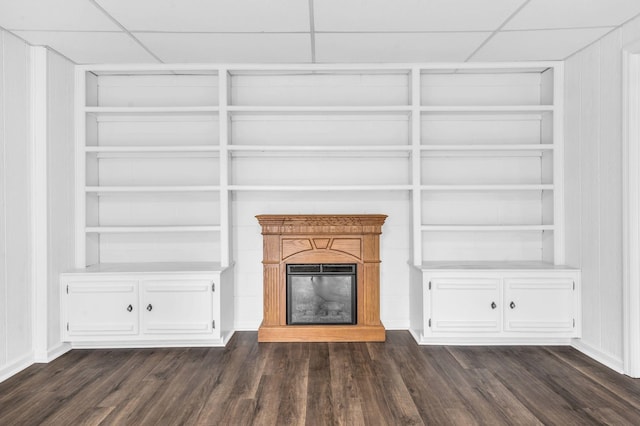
[282,237,362,262]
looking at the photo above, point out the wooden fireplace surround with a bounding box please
[256,214,387,342]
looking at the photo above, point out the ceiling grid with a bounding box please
[0,0,639,63]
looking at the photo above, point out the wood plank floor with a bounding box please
[1,331,640,425]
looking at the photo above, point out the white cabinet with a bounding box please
[141,280,215,335]
[61,263,234,347]
[503,277,575,333]
[429,278,500,333]
[66,281,138,336]
[410,263,581,344]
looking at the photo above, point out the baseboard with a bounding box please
[381,320,410,330]
[234,321,260,331]
[71,339,229,349]
[408,328,423,344]
[412,335,574,346]
[221,330,236,346]
[0,353,34,384]
[233,321,410,331]
[34,342,71,363]
[571,339,625,374]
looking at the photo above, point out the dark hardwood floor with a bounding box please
[1,331,640,425]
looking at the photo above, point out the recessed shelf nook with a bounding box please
[61,62,578,349]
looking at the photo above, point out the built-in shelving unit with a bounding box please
[67,62,575,347]
[226,69,413,196]
[67,69,233,347]
[416,66,560,265]
[76,69,224,268]
[72,62,567,270]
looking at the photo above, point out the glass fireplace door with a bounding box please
[286,264,357,325]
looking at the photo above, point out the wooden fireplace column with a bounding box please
[256,214,387,342]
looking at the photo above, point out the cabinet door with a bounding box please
[503,278,575,333]
[66,281,138,336]
[429,278,501,332]
[141,280,214,335]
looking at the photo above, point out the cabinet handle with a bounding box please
[491,302,497,309]
[127,304,133,312]
[146,304,153,312]
[509,301,516,309]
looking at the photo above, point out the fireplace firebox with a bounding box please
[287,264,356,325]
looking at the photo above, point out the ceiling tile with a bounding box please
[134,33,311,63]
[472,28,613,61]
[96,0,310,32]
[505,0,640,30]
[315,33,490,63]
[14,31,159,63]
[314,0,524,32]
[0,0,118,31]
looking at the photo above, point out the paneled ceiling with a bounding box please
[1,0,639,64]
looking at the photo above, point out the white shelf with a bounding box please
[85,225,221,233]
[418,260,574,270]
[66,262,226,274]
[420,144,554,151]
[85,106,219,113]
[85,146,220,153]
[228,145,412,152]
[421,225,554,232]
[420,105,554,113]
[228,184,412,191]
[227,105,412,114]
[85,186,220,193]
[420,184,554,191]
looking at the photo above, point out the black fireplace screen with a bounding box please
[286,264,357,325]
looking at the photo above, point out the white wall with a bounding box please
[0,30,34,379]
[232,191,411,330]
[44,50,75,355]
[0,34,75,381]
[565,14,640,370]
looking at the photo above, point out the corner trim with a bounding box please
[33,342,71,363]
[622,38,640,378]
[30,46,49,362]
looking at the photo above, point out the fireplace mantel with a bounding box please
[256,214,387,342]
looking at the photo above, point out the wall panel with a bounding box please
[46,51,75,350]
[0,30,6,369]
[1,30,32,366]
[565,18,640,367]
[563,55,581,270]
[0,36,76,380]
[598,29,624,359]
[579,43,602,348]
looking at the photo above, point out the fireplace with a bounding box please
[256,214,386,342]
[287,264,357,325]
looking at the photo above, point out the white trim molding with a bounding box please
[572,340,624,374]
[622,39,640,378]
[0,353,34,384]
[553,62,566,265]
[42,342,71,363]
